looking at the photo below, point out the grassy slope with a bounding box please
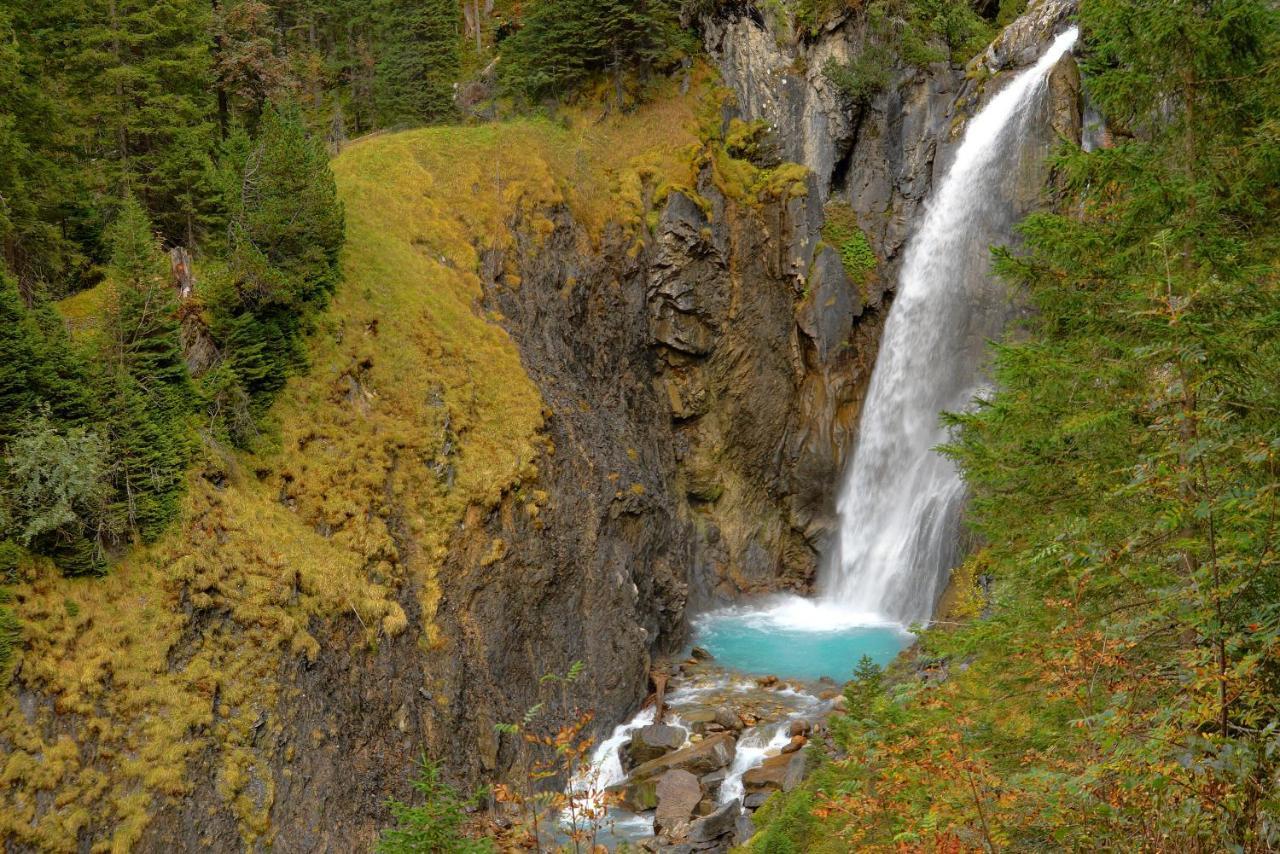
[1,84,710,851]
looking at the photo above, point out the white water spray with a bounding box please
[822,27,1080,625]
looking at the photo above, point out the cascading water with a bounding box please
[822,27,1080,625]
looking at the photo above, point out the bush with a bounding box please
[1,413,116,573]
[377,758,494,854]
[823,0,992,103]
[821,202,877,283]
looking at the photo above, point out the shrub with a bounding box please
[377,758,494,854]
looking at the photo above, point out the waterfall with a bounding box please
[822,28,1080,625]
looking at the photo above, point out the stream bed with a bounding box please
[560,598,913,849]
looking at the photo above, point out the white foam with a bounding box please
[694,594,912,634]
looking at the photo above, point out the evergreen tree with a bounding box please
[211,102,344,417]
[374,0,461,126]
[499,0,686,103]
[0,274,97,439]
[938,0,1280,844]
[0,8,87,292]
[104,196,194,542]
[36,0,220,247]
[106,196,195,420]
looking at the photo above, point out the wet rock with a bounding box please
[655,769,702,836]
[713,706,742,732]
[615,776,660,812]
[734,811,757,845]
[755,675,779,688]
[625,723,687,769]
[688,798,742,843]
[696,798,718,816]
[744,792,771,810]
[632,731,738,781]
[742,748,810,794]
[788,719,811,737]
[690,646,714,661]
[782,734,807,754]
[700,767,728,797]
[684,708,717,734]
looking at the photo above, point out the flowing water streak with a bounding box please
[823,28,1080,625]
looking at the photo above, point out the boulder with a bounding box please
[690,646,714,661]
[614,776,659,811]
[700,768,728,789]
[654,769,702,837]
[624,723,686,769]
[713,706,742,732]
[744,792,771,810]
[734,812,757,845]
[742,748,809,794]
[788,719,811,737]
[688,798,742,843]
[781,735,807,754]
[631,731,737,781]
[683,708,717,733]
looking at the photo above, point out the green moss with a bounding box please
[821,202,878,283]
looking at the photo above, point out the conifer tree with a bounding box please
[103,196,193,542]
[374,0,461,125]
[0,8,85,292]
[499,0,685,103]
[42,0,219,247]
[212,102,344,414]
[0,275,96,439]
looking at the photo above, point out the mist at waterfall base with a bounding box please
[691,28,1082,681]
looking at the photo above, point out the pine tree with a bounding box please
[104,196,194,542]
[210,102,344,418]
[499,0,686,103]
[374,0,461,126]
[35,0,220,247]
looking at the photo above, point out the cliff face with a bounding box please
[2,5,1083,851]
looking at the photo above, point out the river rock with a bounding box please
[782,735,807,754]
[690,646,714,661]
[688,798,742,843]
[734,811,757,845]
[683,708,717,733]
[713,706,742,732]
[788,719,811,737]
[742,748,810,794]
[699,768,727,802]
[744,792,771,809]
[614,776,659,811]
[631,731,737,781]
[654,769,702,836]
[624,723,687,769]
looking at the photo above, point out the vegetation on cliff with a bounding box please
[0,43,780,842]
[752,0,1280,850]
